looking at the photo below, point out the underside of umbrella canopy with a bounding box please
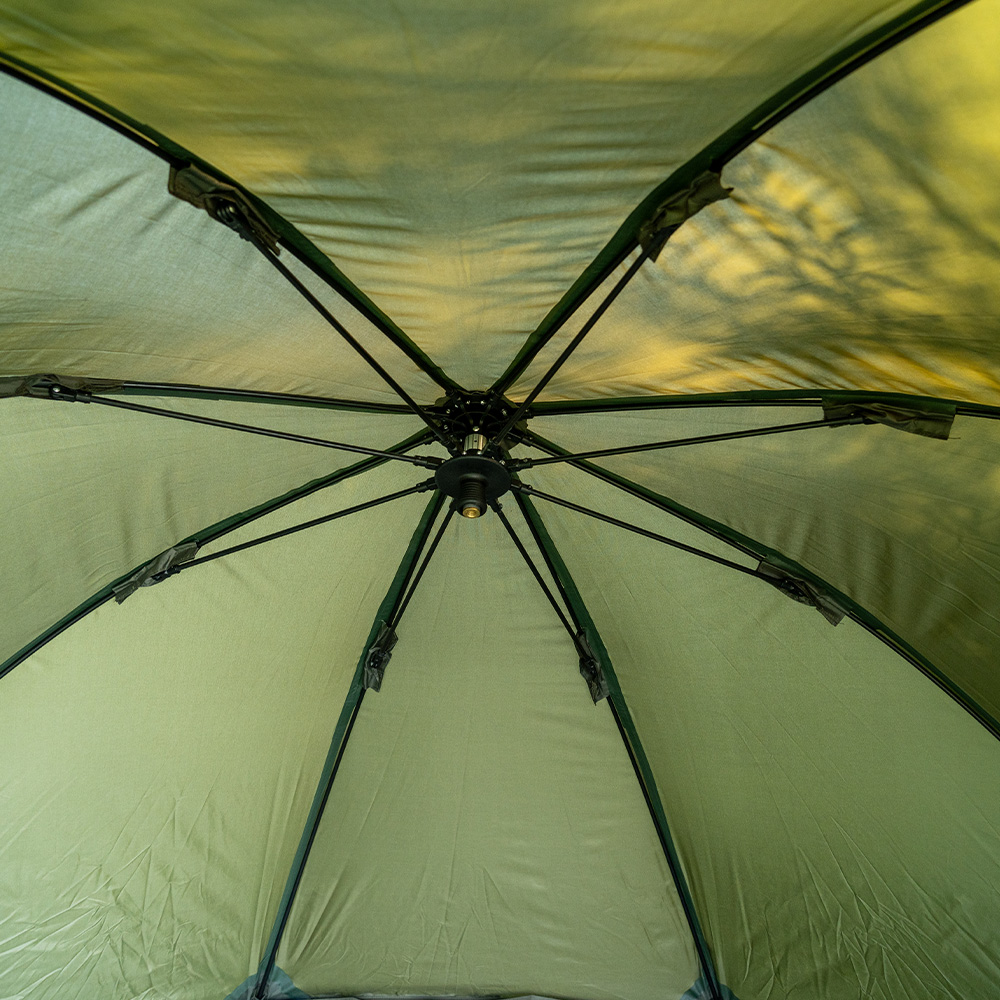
[1,1,999,998]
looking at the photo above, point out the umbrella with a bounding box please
[1,1,999,998]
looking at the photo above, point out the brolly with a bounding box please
[1,1,999,998]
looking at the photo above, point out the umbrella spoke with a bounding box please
[389,506,456,630]
[509,481,763,581]
[514,428,762,562]
[491,501,578,646]
[0,433,435,682]
[492,499,610,702]
[175,480,437,573]
[252,491,445,999]
[217,213,453,449]
[510,415,863,469]
[509,490,584,636]
[514,490,725,999]
[118,380,419,415]
[491,250,650,446]
[47,386,444,468]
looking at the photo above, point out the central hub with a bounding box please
[431,391,519,517]
[435,454,511,518]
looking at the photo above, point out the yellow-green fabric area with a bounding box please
[0,0,918,380]
[529,406,1000,725]
[0,393,423,671]
[522,0,1000,407]
[0,74,438,403]
[0,462,435,1000]
[276,504,699,1000]
[528,464,1000,1000]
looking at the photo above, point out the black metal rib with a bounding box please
[525,388,1000,419]
[0,54,461,397]
[604,696,723,1000]
[179,481,435,571]
[517,428,762,562]
[517,433,1000,746]
[492,502,577,643]
[231,228,452,450]
[512,416,861,468]
[491,0,973,399]
[461,501,727,995]
[515,492,725,1000]
[0,591,117,686]
[0,430,434,684]
[491,250,649,445]
[0,54,167,158]
[510,492,583,633]
[252,688,367,1000]
[701,0,972,169]
[119,381,417,415]
[510,481,762,581]
[390,507,456,629]
[57,389,443,469]
[252,492,446,1000]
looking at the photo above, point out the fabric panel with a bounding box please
[0,73,438,402]
[531,463,1000,1000]
[528,406,1000,724]
[519,0,1000,407]
[0,462,434,1000]
[277,504,699,1000]
[0,0,917,378]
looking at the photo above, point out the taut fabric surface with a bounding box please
[1,0,998,997]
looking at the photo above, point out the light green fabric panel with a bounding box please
[0,392,421,671]
[0,0,916,378]
[276,504,698,1000]
[0,462,432,1000]
[531,464,1000,999]
[528,407,1000,724]
[523,0,1000,406]
[0,74,437,402]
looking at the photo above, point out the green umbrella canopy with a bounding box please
[1,1,999,998]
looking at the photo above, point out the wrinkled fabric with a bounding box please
[0,0,998,998]
[0,0,916,383]
[520,0,1000,407]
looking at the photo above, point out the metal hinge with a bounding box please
[169,164,281,253]
[363,621,399,691]
[639,171,732,260]
[757,562,847,626]
[577,630,609,703]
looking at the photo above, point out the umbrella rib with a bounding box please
[173,481,436,572]
[511,415,862,468]
[525,387,1000,419]
[604,696,724,1000]
[490,0,973,400]
[0,54,462,398]
[491,501,578,645]
[509,482,763,581]
[228,222,452,449]
[389,506,456,630]
[253,690,368,1000]
[510,490,585,631]
[0,431,434,684]
[516,436,1000,745]
[515,492,725,1000]
[118,381,419,415]
[48,387,444,469]
[491,250,649,446]
[516,428,761,561]
[252,492,446,1000]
